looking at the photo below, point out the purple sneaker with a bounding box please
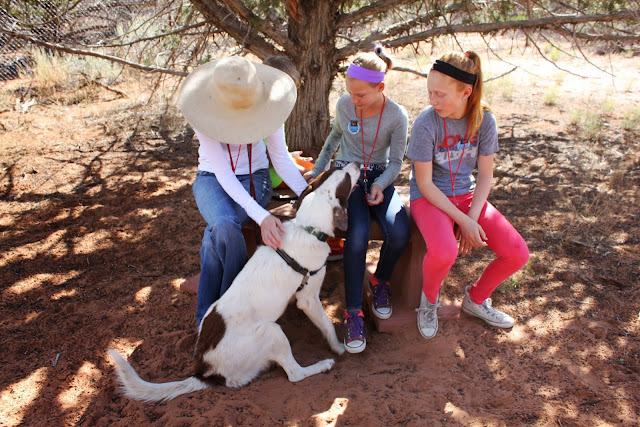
[369,276,392,320]
[341,309,366,353]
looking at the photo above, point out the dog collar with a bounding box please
[275,248,326,292]
[304,226,329,242]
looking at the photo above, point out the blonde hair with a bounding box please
[347,44,393,86]
[438,51,492,138]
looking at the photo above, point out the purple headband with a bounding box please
[346,63,385,83]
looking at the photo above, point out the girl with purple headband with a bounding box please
[305,45,410,353]
[406,51,530,339]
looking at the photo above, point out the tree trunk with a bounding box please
[284,1,339,157]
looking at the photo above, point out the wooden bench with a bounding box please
[180,186,461,331]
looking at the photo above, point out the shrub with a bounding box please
[20,49,72,97]
[623,108,640,130]
[543,85,559,106]
[569,108,604,139]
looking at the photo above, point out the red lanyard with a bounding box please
[361,94,386,183]
[227,143,255,198]
[443,117,469,197]
[227,144,242,172]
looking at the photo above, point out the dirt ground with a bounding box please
[1,41,639,426]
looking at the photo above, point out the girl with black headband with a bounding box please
[406,51,530,339]
[305,44,410,354]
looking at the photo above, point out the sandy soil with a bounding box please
[1,41,639,426]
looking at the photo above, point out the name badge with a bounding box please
[348,120,360,134]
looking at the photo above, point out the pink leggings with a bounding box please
[411,194,529,304]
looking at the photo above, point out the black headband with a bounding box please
[432,60,477,85]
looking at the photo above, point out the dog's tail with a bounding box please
[108,349,209,402]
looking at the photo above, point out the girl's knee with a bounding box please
[513,242,530,269]
[425,243,458,268]
[204,218,242,246]
[386,226,410,252]
[345,235,369,254]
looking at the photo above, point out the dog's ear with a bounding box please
[333,206,348,231]
[332,173,354,230]
[335,172,354,210]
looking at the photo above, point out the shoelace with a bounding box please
[341,312,366,342]
[416,301,440,321]
[372,283,391,308]
[480,298,504,319]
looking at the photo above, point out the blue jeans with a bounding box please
[343,169,410,310]
[192,168,272,327]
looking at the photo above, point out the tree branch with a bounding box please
[390,66,428,78]
[0,28,188,77]
[555,26,640,42]
[523,29,590,78]
[384,10,639,49]
[484,66,518,82]
[335,1,474,61]
[190,0,279,59]
[338,0,419,28]
[219,0,295,52]
[82,21,211,48]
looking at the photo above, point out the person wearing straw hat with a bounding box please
[178,56,308,328]
[304,45,411,354]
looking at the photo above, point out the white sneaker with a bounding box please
[416,292,440,339]
[462,286,515,328]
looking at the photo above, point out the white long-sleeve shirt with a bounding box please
[195,125,308,225]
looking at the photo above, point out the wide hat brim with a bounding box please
[177,59,297,145]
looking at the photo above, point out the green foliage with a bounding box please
[622,108,640,130]
[543,85,559,106]
[570,108,584,126]
[484,75,516,102]
[499,77,515,102]
[570,108,604,139]
[20,48,71,95]
[576,0,626,12]
[7,0,72,21]
[583,110,604,138]
[601,98,616,114]
[622,77,636,92]
[543,42,562,61]
[78,56,121,82]
[553,72,566,85]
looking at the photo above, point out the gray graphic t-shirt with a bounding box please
[406,107,498,200]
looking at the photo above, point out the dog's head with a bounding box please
[294,163,360,233]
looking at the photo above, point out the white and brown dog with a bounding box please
[109,163,360,402]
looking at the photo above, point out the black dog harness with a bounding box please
[275,226,329,292]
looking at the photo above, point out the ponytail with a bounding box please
[348,43,393,87]
[438,51,492,138]
[373,42,394,72]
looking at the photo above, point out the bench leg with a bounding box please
[364,223,460,332]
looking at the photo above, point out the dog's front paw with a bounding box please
[331,342,346,356]
[319,358,335,372]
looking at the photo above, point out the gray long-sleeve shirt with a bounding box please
[312,94,409,191]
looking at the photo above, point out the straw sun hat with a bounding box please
[177,56,297,145]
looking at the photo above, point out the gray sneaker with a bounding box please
[416,292,440,339]
[462,286,515,328]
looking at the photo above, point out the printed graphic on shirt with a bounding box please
[435,132,479,164]
[348,120,360,134]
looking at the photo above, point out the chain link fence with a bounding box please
[0,0,229,82]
